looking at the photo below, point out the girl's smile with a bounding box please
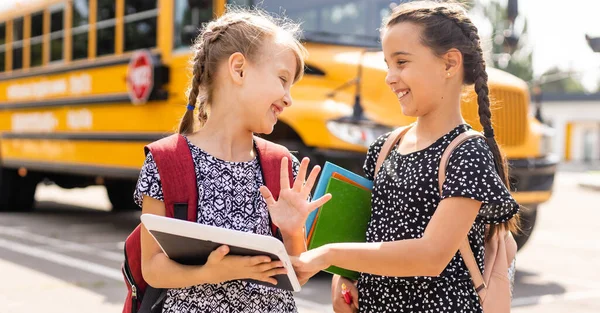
[271,103,284,121]
[394,88,411,100]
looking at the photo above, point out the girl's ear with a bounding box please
[228,52,246,85]
[443,48,463,78]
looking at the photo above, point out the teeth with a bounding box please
[397,90,409,98]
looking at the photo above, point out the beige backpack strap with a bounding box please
[438,130,487,301]
[374,125,413,178]
[437,130,484,192]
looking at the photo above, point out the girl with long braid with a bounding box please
[292,1,520,312]
[135,9,331,313]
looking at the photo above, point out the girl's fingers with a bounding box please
[302,165,321,197]
[345,281,359,308]
[333,297,355,313]
[247,255,272,266]
[252,272,278,285]
[292,157,310,192]
[280,157,290,190]
[259,186,277,206]
[309,193,332,212]
[262,267,288,278]
[256,261,284,273]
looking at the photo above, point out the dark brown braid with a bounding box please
[386,1,519,237]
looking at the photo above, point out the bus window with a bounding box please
[174,0,213,50]
[259,0,391,48]
[0,23,5,72]
[12,17,24,70]
[72,0,89,60]
[50,5,64,62]
[124,0,157,51]
[97,0,116,56]
[30,11,44,67]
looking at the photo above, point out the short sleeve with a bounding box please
[440,137,519,224]
[133,152,164,208]
[363,132,392,180]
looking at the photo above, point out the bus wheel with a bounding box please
[0,168,39,212]
[105,179,139,212]
[515,205,538,251]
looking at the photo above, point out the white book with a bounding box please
[140,214,301,292]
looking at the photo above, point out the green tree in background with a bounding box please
[482,0,534,83]
[538,68,588,93]
[537,67,587,94]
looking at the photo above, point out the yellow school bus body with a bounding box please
[0,0,556,246]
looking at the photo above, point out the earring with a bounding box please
[447,72,451,77]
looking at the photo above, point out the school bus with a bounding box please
[0,0,556,248]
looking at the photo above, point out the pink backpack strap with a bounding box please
[254,136,294,237]
[145,134,198,222]
[437,130,487,303]
[374,125,413,178]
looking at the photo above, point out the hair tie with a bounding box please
[187,104,195,111]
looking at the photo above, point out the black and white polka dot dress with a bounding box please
[134,137,300,313]
[358,124,519,313]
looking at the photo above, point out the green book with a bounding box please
[307,177,372,280]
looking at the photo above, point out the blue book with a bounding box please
[305,162,373,239]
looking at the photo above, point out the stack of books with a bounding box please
[305,162,373,280]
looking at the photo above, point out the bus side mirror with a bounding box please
[586,34,600,53]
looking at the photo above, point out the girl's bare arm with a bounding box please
[315,196,481,277]
[140,196,214,288]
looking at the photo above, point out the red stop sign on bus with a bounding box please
[126,50,154,104]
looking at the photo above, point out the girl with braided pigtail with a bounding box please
[135,8,332,313]
[292,1,519,312]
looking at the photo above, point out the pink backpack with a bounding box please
[375,125,517,313]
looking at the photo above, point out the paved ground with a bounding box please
[0,171,598,313]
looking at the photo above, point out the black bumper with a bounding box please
[508,155,559,192]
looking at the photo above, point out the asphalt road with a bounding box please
[0,171,598,313]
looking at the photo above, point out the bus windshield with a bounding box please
[257,0,398,48]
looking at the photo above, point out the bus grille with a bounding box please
[461,87,528,147]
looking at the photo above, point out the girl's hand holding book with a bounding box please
[259,157,332,237]
[202,245,287,285]
[290,245,331,281]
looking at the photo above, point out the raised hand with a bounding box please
[259,157,332,237]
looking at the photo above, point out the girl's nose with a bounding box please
[385,72,397,87]
[283,93,292,107]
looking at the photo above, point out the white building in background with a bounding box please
[539,93,600,163]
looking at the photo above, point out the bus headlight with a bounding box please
[326,119,392,148]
